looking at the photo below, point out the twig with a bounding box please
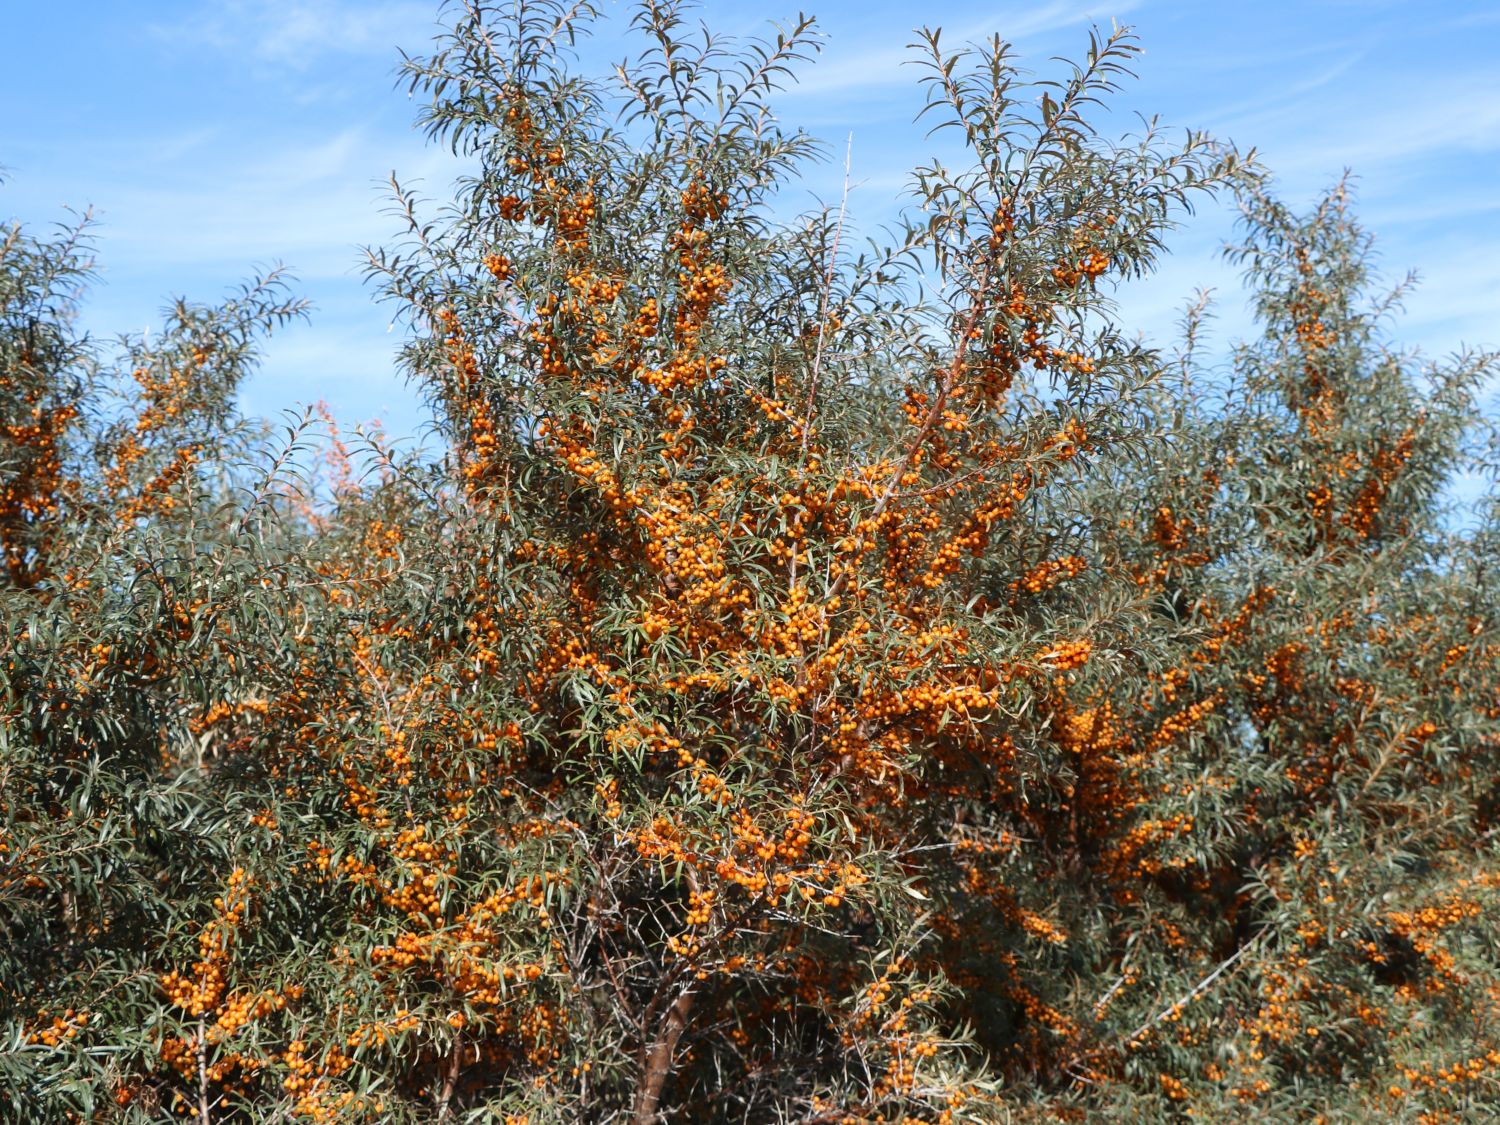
[825,254,996,605]
[791,133,853,596]
[1122,933,1263,1046]
[196,1017,211,1125]
[800,133,853,460]
[436,1034,464,1120]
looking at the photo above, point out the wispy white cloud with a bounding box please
[14,0,1493,442]
[149,0,437,69]
[1444,7,1500,30]
[1194,54,1365,129]
[1208,67,1500,188]
[777,0,1141,99]
[89,130,465,278]
[245,314,424,424]
[1366,191,1500,229]
[1393,251,1500,348]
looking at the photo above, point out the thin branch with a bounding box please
[800,132,854,460]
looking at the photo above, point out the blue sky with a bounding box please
[4,1,1498,449]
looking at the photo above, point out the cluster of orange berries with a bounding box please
[1136,503,1213,588]
[378,855,446,923]
[859,677,1000,737]
[1104,813,1197,878]
[282,1038,362,1121]
[0,399,77,569]
[1344,431,1414,538]
[1041,638,1092,673]
[1293,311,1335,353]
[550,188,596,249]
[756,583,829,656]
[1051,247,1111,288]
[190,697,270,736]
[594,777,622,818]
[434,308,502,488]
[497,193,527,221]
[577,180,733,398]
[921,477,1034,587]
[1014,554,1087,596]
[118,443,200,522]
[209,986,299,1043]
[160,867,251,1017]
[1158,1072,1190,1101]
[379,726,415,790]
[1150,504,1192,552]
[159,1036,261,1093]
[361,519,404,563]
[130,356,199,434]
[1146,692,1222,753]
[26,1008,89,1046]
[340,769,387,829]
[681,182,729,221]
[343,1011,419,1050]
[1196,588,1276,664]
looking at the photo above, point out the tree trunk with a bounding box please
[631,987,694,1125]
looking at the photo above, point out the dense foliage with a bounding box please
[4,3,1498,1121]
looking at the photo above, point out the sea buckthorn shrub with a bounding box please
[1040,180,1500,1121]
[1,199,312,1119]
[2,2,1496,1123]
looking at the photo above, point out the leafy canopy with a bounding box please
[2,3,1497,1123]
